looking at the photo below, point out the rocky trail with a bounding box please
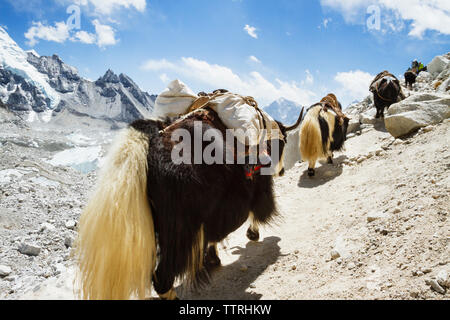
[185,119,450,300]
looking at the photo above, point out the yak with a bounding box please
[370,71,406,118]
[74,106,304,300]
[404,70,417,90]
[299,94,349,177]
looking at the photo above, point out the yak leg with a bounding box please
[246,224,260,242]
[375,107,381,119]
[327,153,334,164]
[308,159,317,177]
[153,259,178,300]
[246,212,260,242]
[205,243,221,268]
[158,288,178,300]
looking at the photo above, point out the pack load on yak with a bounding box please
[153,80,283,146]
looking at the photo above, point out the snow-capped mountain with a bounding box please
[263,97,304,124]
[0,27,60,110]
[0,26,155,124]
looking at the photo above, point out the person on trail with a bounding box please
[411,59,426,74]
[418,62,426,73]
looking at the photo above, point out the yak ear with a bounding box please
[285,107,305,132]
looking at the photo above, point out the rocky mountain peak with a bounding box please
[97,69,120,85]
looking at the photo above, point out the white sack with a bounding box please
[153,80,282,145]
[153,80,197,119]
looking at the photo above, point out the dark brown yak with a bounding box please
[370,71,406,118]
[74,106,304,300]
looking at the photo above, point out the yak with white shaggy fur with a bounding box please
[299,95,349,177]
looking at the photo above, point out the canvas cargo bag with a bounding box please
[153,80,282,146]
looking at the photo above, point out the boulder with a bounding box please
[384,93,450,138]
[427,55,450,77]
[416,71,432,83]
[360,108,378,125]
[0,265,12,277]
[438,77,450,93]
[347,118,361,134]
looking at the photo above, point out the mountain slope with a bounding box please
[263,98,304,124]
[0,27,60,110]
[0,27,155,124]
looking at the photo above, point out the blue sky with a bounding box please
[0,0,449,107]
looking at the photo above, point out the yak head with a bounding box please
[378,76,402,102]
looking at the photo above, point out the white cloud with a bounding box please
[249,55,261,63]
[24,19,118,48]
[24,21,70,46]
[334,70,374,106]
[304,69,314,85]
[323,18,332,29]
[92,19,118,47]
[74,0,146,16]
[141,59,178,71]
[159,73,170,83]
[71,30,96,44]
[320,0,450,38]
[244,24,258,39]
[141,57,317,106]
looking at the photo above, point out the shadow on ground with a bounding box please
[297,155,347,188]
[179,236,282,300]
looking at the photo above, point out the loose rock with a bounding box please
[18,243,41,256]
[0,265,12,277]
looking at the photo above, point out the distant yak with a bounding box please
[299,94,349,177]
[370,71,406,118]
[404,70,417,90]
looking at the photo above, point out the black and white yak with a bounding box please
[74,106,304,300]
[370,71,406,118]
[299,94,349,177]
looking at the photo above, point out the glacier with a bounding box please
[0,26,60,108]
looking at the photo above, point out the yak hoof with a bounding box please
[205,246,221,268]
[307,168,315,177]
[246,228,260,242]
[279,168,285,177]
[327,157,333,164]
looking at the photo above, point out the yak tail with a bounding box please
[74,127,156,300]
[299,107,324,162]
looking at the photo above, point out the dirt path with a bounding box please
[185,120,449,300]
[20,121,449,300]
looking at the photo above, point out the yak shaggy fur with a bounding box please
[74,128,157,300]
[299,105,349,177]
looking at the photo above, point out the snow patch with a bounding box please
[0,169,24,184]
[47,146,103,173]
[29,176,60,187]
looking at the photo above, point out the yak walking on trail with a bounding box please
[74,105,304,300]
[299,94,350,178]
[370,71,406,118]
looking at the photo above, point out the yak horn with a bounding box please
[285,107,305,132]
